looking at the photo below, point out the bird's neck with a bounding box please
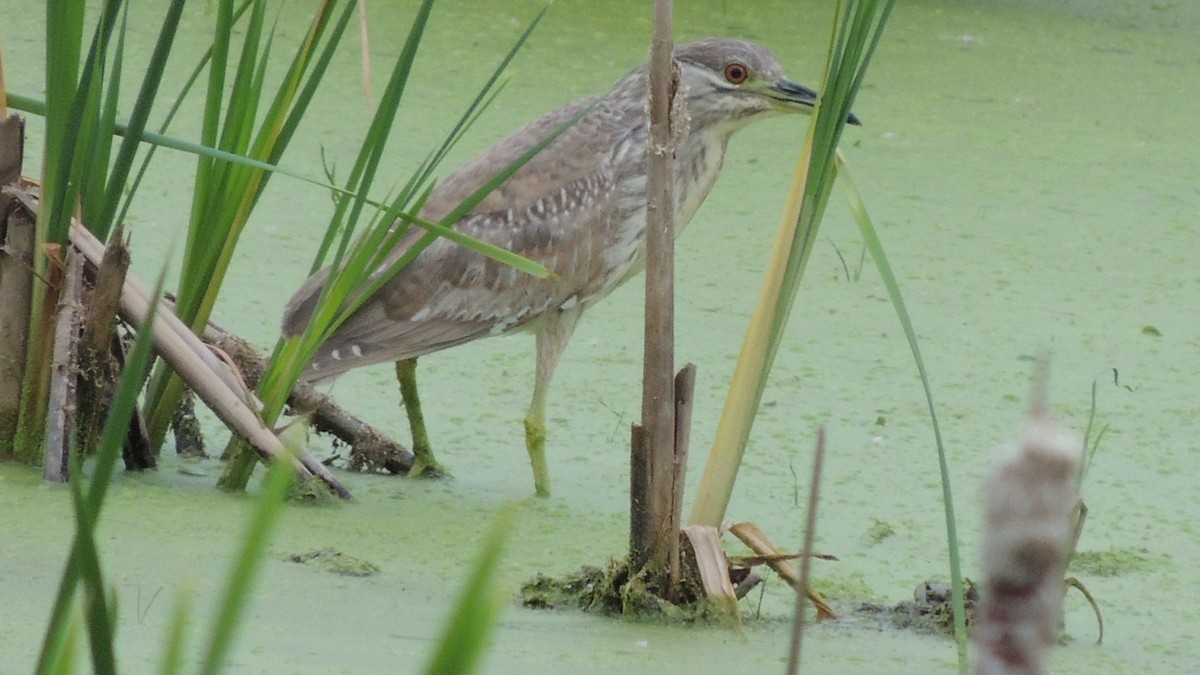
[672,129,731,236]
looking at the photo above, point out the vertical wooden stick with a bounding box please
[44,249,85,482]
[0,115,32,456]
[631,0,678,574]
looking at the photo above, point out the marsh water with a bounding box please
[2,0,1199,672]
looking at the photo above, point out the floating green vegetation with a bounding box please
[865,518,895,544]
[286,548,381,577]
[521,560,723,624]
[812,571,878,603]
[1070,547,1168,577]
[286,476,342,505]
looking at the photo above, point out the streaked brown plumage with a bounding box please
[283,38,845,496]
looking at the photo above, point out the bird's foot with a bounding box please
[409,458,451,479]
[409,449,451,479]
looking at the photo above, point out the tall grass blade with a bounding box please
[837,157,968,671]
[143,0,357,447]
[94,0,186,240]
[218,0,438,490]
[689,0,894,527]
[40,0,86,245]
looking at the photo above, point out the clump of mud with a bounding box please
[853,579,979,635]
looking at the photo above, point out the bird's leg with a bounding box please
[525,308,582,498]
[395,358,447,478]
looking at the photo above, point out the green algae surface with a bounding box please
[2,0,1199,672]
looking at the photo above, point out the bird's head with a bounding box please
[673,38,860,135]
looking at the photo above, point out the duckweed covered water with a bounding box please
[2,0,1198,672]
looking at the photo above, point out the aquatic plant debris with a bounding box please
[521,559,726,623]
[286,548,381,577]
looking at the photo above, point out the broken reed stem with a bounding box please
[786,426,827,675]
[0,115,32,453]
[669,363,696,594]
[974,405,1079,675]
[728,521,837,620]
[76,225,131,459]
[43,248,85,482]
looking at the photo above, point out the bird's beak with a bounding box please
[768,79,862,126]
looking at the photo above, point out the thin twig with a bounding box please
[786,426,826,675]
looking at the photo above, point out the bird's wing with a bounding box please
[286,96,633,380]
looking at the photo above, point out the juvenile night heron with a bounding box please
[283,38,855,496]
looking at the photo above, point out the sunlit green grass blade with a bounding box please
[307,3,546,272]
[270,0,549,379]
[44,0,120,243]
[93,0,185,240]
[40,0,86,245]
[423,5,548,181]
[318,0,437,275]
[116,0,255,227]
[1079,372,1111,483]
[198,0,235,176]
[68,475,116,674]
[230,0,437,433]
[42,609,80,675]
[423,508,514,675]
[144,0,356,448]
[836,156,967,670]
[81,7,124,230]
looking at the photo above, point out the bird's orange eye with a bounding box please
[723,63,749,84]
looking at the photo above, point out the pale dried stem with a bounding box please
[728,521,837,620]
[43,248,85,482]
[680,524,739,623]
